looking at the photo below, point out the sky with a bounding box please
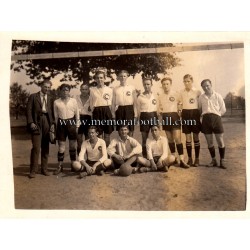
[10,46,245,99]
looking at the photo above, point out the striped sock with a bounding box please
[194,140,200,159]
[186,141,192,158]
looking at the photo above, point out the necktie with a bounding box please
[42,95,47,113]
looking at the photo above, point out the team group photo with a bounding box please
[9,39,246,211]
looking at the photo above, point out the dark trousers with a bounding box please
[30,114,50,173]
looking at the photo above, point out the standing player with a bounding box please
[107,125,142,175]
[89,70,113,146]
[137,125,175,172]
[75,83,92,155]
[112,70,137,136]
[158,77,190,168]
[73,126,112,178]
[179,74,201,167]
[53,83,80,175]
[26,79,55,178]
[137,77,158,157]
[199,79,226,169]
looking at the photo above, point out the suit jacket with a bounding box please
[26,92,55,133]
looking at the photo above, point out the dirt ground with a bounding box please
[11,115,246,211]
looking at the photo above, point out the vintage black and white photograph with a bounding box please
[9,37,246,211]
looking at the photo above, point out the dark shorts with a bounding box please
[153,156,161,164]
[112,156,137,169]
[92,106,114,135]
[86,159,98,167]
[181,109,201,134]
[56,117,77,141]
[78,114,92,137]
[162,112,181,131]
[115,105,135,131]
[201,113,224,134]
[139,112,158,133]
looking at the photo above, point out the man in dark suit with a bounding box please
[26,79,55,178]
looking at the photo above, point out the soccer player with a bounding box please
[26,79,55,178]
[158,77,190,168]
[198,79,226,169]
[107,125,142,175]
[73,126,112,178]
[89,70,113,146]
[53,83,80,175]
[137,125,175,172]
[111,70,137,136]
[75,83,92,155]
[137,77,158,157]
[179,74,201,167]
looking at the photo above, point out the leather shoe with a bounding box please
[180,160,190,169]
[187,157,193,166]
[53,166,63,175]
[193,158,199,167]
[29,172,36,178]
[42,171,50,176]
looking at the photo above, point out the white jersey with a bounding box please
[54,97,79,120]
[75,95,92,116]
[158,90,181,113]
[137,92,158,114]
[146,135,168,160]
[198,91,226,117]
[79,138,108,164]
[179,88,201,110]
[112,84,137,117]
[89,85,113,111]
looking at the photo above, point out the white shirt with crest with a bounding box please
[89,86,113,111]
[158,90,181,113]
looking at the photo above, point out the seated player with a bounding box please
[137,125,175,172]
[107,125,142,175]
[72,126,112,178]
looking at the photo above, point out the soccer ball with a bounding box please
[119,164,133,177]
[71,161,81,171]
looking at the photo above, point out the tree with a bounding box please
[11,40,181,86]
[224,91,245,112]
[10,82,30,119]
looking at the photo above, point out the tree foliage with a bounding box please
[9,82,30,119]
[224,92,245,109]
[11,40,181,86]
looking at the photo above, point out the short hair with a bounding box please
[142,77,153,84]
[59,83,71,91]
[88,126,98,132]
[119,125,130,130]
[118,70,129,76]
[94,70,106,79]
[151,125,160,130]
[41,79,52,86]
[161,77,172,84]
[183,74,193,81]
[80,83,89,89]
[201,79,212,87]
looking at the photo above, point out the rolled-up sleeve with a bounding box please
[99,139,108,163]
[146,139,153,160]
[79,141,87,162]
[218,94,226,116]
[129,138,142,155]
[107,139,117,157]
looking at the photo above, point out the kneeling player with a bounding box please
[107,125,142,176]
[72,126,112,178]
[137,125,175,172]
